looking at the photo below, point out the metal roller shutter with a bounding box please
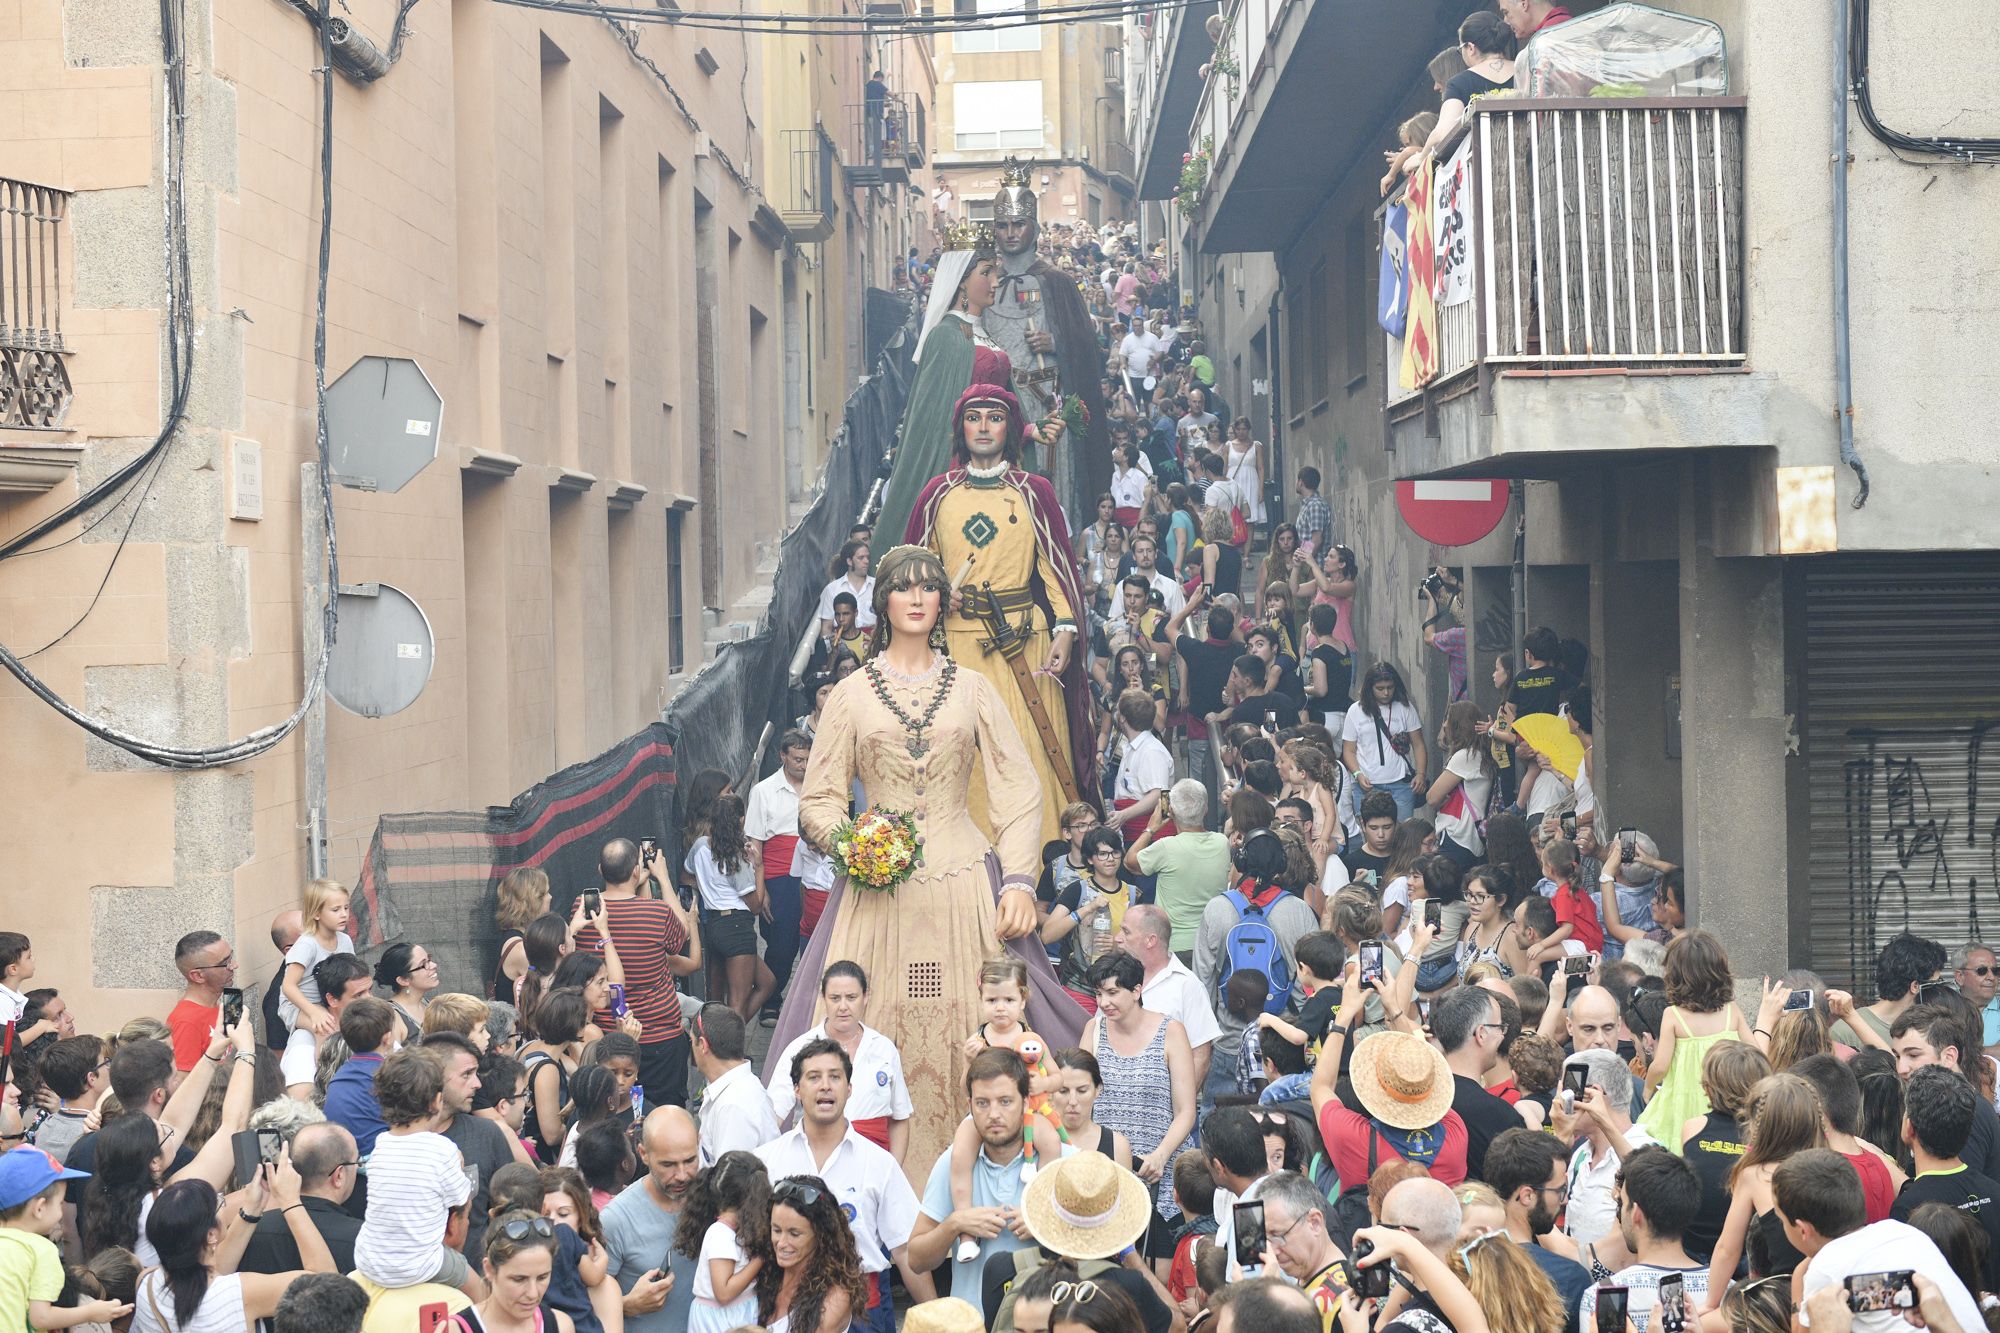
[1801,555,2000,992]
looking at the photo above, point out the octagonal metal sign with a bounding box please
[324,355,443,494]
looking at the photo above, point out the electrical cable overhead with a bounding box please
[1849,0,2000,165]
[0,0,340,768]
[487,0,1200,40]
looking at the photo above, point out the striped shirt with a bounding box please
[581,896,689,1043]
[353,1130,471,1288]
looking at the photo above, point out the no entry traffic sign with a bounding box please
[1395,478,1509,547]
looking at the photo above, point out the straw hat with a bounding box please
[1348,1030,1455,1131]
[1021,1150,1155,1261]
[903,1298,986,1333]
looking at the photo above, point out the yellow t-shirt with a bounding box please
[351,1275,472,1333]
[0,1226,65,1332]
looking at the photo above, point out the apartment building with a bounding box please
[1133,0,2000,989]
[932,0,1133,227]
[0,0,839,1025]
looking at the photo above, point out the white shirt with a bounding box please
[699,1060,782,1165]
[1318,853,1352,900]
[1565,1124,1656,1246]
[1800,1219,1984,1331]
[686,836,754,912]
[1143,568,1186,615]
[817,574,877,628]
[353,1130,474,1288]
[1342,700,1423,785]
[1109,466,1148,509]
[1433,747,1492,854]
[1119,330,1161,377]
[766,1025,913,1125]
[0,984,27,1027]
[755,1123,920,1273]
[1115,732,1175,806]
[744,769,803,844]
[1141,956,1220,1051]
[1525,765,1576,822]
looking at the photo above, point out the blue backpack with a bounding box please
[1220,885,1292,1016]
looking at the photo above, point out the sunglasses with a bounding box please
[1966,966,1995,978]
[497,1217,556,1241]
[774,1180,824,1209]
[1051,1282,1101,1306]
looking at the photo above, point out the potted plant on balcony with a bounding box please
[1177,138,1212,221]
[1208,20,1239,102]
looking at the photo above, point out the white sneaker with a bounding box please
[955,1237,981,1264]
[1019,1161,1038,1184]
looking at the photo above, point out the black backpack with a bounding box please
[1325,1128,1378,1255]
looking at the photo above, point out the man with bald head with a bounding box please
[241,1121,362,1274]
[1560,980,1649,1115]
[265,909,304,1055]
[1210,1276,1319,1333]
[574,836,699,1109]
[1344,1178,1490,1330]
[1114,903,1221,1088]
[601,1107,701,1333]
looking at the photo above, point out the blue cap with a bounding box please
[0,1145,89,1211]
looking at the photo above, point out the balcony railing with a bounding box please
[844,94,921,187]
[1387,97,1745,410]
[0,178,72,430]
[776,128,837,242]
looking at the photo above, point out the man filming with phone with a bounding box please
[1336,1178,1490,1333]
[166,930,240,1074]
[575,838,701,1111]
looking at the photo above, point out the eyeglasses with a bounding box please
[1268,1211,1312,1250]
[1476,1022,1505,1037]
[200,955,236,972]
[414,957,439,970]
[1051,1282,1101,1306]
[774,1180,824,1208]
[1463,894,1492,906]
[497,1217,556,1241]
[1377,1222,1421,1235]
[1966,966,1996,978]
[1536,1180,1569,1201]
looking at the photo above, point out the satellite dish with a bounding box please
[327,581,435,718]
[324,356,443,494]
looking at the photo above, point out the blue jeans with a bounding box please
[853,1272,895,1333]
[1377,778,1416,820]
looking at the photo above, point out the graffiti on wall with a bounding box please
[1838,722,2000,984]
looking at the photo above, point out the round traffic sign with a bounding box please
[1395,478,1509,547]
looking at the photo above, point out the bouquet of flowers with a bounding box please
[1059,393,1092,442]
[829,807,924,893]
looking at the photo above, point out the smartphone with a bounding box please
[1422,899,1442,931]
[640,837,658,864]
[1618,827,1637,859]
[1562,1064,1589,1101]
[1358,941,1385,988]
[1563,953,1592,976]
[256,1127,283,1166]
[1655,1273,1687,1333]
[1230,1200,1266,1275]
[1560,812,1577,839]
[1845,1270,1916,1312]
[610,982,629,1018]
[230,1129,263,1189]
[1782,988,1815,1013]
[1593,1284,1628,1333]
[583,887,603,917]
[220,986,246,1030]
[419,1303,451,1333]
[1350,1237,1392,1300]
[1263,709,1277,730]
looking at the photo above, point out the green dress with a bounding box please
[873,313,975,561]
[1635,1006,1740,1153]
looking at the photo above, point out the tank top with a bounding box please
[491,930,523,1004]
[521,1049,571,1162]
[1682,1111,1744,1259]
[1843,1147,1897,1222]
[1750,1207,1807,1278]
[135,1272,246,1333]
[1092,1016,1179,1218]
[1210,543,1242,598]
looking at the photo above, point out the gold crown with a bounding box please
[998,157,1033,190]
[993,156,1039,223]
[944,220,996,254]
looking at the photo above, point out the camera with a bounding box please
[1350,1238,1392,1300]
[1417,569,1447,604]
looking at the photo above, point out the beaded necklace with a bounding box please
[865,655,958,758]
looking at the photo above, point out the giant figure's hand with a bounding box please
[1028,330,1054,355]
[995,886,1038,940]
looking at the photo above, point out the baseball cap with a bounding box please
[0,1145,90,1211]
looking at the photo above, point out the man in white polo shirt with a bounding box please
[692,1004,779,1166]
[756,1036,934,1333]
[1112,906,1221,1089]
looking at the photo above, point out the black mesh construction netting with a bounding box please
[349,304,918,989]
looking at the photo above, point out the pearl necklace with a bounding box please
[966,459,1010,480]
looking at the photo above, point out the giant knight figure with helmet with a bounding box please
[982,158,1112,521]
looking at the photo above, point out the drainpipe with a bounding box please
[1832,0,1871,507]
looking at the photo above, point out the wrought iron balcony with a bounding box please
[777,128,838,242]
[844,94,922,187]
[0,178,73,431]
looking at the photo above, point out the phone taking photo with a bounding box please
[1782,988,1815,1013]
[1422,900,1442,931]
[1562,1064,1589,1102]
[1593,1285,1629,1333]
[583,887,603,917]
[1844,1270,1916,1312]
[1619,827,1637,860]
[1563,953,1592,976]
[1358,942,1385,988]
[1231,1200,1266,1276]
[220,986,246,1030]
[1654,1273,1688,1333]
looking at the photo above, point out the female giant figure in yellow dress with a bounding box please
[770,539,1087,1172]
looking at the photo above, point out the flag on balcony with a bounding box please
[1378,201,1409,338]
[1399,156,1439,390]
[1433,140,1474,309]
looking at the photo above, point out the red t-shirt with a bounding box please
[1316,1101,1469,1187]
[166,999,218,1072]
[1551,883,1604,954]
[579,897,689,1043]
[1535,6,1573,31]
